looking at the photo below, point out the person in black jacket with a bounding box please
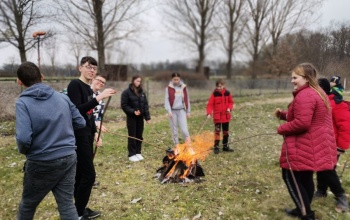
[67,56,116,219]
[121,75,151,162]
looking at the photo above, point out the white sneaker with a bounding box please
[136,154,144,160]
[129,155,139,162]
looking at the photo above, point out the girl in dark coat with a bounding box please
[121,76,151,162]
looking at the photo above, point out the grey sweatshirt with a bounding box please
[164,81,191,113]
[16,83,85,160]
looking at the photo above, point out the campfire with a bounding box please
[156,132,214,183]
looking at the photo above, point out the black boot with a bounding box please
[285,208,302,217]
[335,194,349,213]
[300,211,315,220]
[213,140,220,154]
[223,144,234,152]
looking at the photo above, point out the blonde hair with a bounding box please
[293,63,330,111]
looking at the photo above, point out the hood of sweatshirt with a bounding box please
[20,83,54,100]
[169,80,186,88]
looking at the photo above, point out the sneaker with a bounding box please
[83,207,101,219]
[136,154,144,160]
[284,208,302,217]
[129,155,139,162]
[93,181,100,187]
[313,190,327,199]
[335,194,349,213]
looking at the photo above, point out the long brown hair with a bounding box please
[293,63,330,111]
[131,75,142,96]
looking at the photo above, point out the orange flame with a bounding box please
[165,131,214,179]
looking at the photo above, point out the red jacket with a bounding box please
[206,88,234,123]
[278,85,337,171]
[329,94,350,151]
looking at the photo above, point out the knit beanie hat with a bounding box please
[330,75,341,85]
[318,78,331,95]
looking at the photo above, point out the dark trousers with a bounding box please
[282,169,314,215]
[127,115,144,157]
[214,122,229,147]
[74,135,96,216]
[316,155,344,196]
[18,154,78,220]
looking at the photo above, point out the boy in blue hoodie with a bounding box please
[15,62,86,219]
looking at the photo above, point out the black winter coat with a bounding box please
[121,84,151,120]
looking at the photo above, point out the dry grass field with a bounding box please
[1,93,350,219]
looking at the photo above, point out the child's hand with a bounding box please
[96,138,103,147]
[207,114,211,119]
[94,133,103,147]
[274,108,282,118]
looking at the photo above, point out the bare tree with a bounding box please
[267,0,323,57]
[163,0,221,75]
[55,0,143,74]
[245,0,271,79]
[43,36,58,76]
[67,35,85,70]
[328,22,350,60]
[0,0,44,62]
[218,0,247,79]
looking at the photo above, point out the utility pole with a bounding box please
[32,31,46,69]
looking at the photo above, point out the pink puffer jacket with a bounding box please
[278,85,337,171]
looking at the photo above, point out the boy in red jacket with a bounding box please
[315,78,349,213]
[206,79,234,154]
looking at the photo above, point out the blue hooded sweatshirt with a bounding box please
[16,83,85,161]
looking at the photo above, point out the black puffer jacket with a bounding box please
[121,84,151,120]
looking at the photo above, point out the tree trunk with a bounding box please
[93,0,105,74]
[226,19,234,79]
[14,3,27,63]
[197,46,205,75]
[19,45,27,63]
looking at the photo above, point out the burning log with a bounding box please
[156,132,214,183]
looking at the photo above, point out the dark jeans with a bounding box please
[316,155,344,196]
[214,122,229,147]
[127,115,144,157]
[74,135,95,216]
[282,169,314,215]
[18,154,78,220]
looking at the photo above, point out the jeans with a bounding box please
[74,134,95,216]
[127,115,144,157]
[17,154,78,220]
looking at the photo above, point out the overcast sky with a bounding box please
[0,0,349,68]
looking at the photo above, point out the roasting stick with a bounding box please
[106,130,167,152]
[93,96,112,160]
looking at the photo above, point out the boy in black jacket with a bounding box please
[67,56,116,219]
